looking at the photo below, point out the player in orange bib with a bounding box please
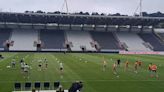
[138,60,142,67]
[151,64,157,72]
[151,64,158,79]
[124,60,129,71]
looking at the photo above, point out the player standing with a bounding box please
[11,58,16,68]
[38,60,42,71]
[117,59,121,67]
[138,60,142,67]
[44,58,48,69]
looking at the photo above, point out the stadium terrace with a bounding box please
[0,11,164,52]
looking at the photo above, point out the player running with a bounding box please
[151,64,159,79]
[102,58,107,71]
[59,62,64,73]
[138,60,142,67]
[59,62,64,78]
[134,61,138,73]
[23,64,30,79]
[20,61,25,73]
[113,62,117,75]
[148,63,152,72]
[124,60,129,71]
[44,58,48,69]
[11,58,16,68]
[20,58,25,64]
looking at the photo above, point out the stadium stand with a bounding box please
[139,33,164,51]
[65,31,96,51]
[0,12,164,52]
[90,31,121,51]
[116,32,151,51]
[154,29,164,43]
[156,33,164,43]
[9,29,38,51]
[0,29,12,50]
[40,30,66,51]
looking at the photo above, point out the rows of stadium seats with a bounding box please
[116,32,151,51]
[0,29,164,51]
[156,33,164,43]
[139,33,164,51]
[9,29,38,51]
[40,30,66,51]
[90,31,121,51]
[0,29,11,50]
[66,31,96,51]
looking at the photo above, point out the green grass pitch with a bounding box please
[0,52,164,92]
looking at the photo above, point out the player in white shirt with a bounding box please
[59,62,63,72]
[59,62,64,78]
[23,64,30,79]
[44,58,48,69]
[103,60,107,71]
[113,62,117,75]
[20,62,25,73]
[11,58,16,68]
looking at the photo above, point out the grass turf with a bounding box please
[0,52,164,92]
